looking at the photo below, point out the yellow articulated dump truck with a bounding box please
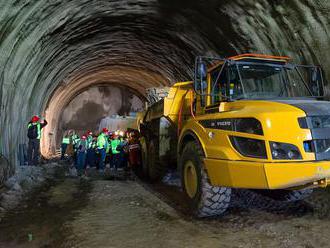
[139,53,330,217]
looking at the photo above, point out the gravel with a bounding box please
[0,163,61,215]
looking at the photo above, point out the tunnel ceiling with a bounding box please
[0,0,330,164]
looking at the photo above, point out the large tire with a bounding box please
[147,140,164,182]
[281,189,313,202]
[253,188,314,202]
[234,189,311,213]
[180,141,231,217]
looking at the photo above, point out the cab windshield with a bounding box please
[209,62,319,103]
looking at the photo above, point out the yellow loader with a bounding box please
[139,54,330,217]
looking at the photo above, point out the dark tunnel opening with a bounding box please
[0,0,330,176]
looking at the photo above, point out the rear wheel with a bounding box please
[180,141,231,217]
[280,189,314,202]
[147,140,164,182]
[254,188,314,202]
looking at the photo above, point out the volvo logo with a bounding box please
[214,121,231,127]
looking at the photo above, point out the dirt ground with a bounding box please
[0,170,330,248]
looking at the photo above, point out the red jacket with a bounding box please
[128,140,141,167]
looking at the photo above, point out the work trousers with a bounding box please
[98,148,106,171]
[111,153,121,170]
[61,143,68,160]
[28,138,40,166]
[86,149,96,167]
[77,151,86,171]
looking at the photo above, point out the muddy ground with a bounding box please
[0,168,330,248]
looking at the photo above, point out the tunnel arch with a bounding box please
[0,0,329,174]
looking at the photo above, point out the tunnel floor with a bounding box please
[1,166,330,248]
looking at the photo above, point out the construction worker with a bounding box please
[118,132,129,170]
[97,128,109,173]
[91,135,98,167]
[105,132,112,168]
[65,130,75,161]
[77,135,88,174]
[127,130,142,174]
[71,131,80,165]
[110,132,121,171]
[27,115,48,166]
[85,131,95,169]
[61,131,70,160]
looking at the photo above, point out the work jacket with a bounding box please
[87,135,93,149]
[111,139,121,154]
[97,133,108,149]
[78,139,87,153]
[71,134,80,147]
[27,120,48,139]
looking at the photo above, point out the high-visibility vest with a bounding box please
[111,139,121,154]
[71,134,80,145]
[27,123,42,139]
[87,136,93,149]
[97,133,108,149]
[62,137,70,144]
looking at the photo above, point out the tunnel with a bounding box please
[0,0,330,183]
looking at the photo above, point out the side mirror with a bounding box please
[194,60,207,93]
[309,67,324,97]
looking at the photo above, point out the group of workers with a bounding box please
[26,115,142,176]
[61,128,142,175]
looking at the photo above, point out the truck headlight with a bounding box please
[270,142,302,160]
[230,136,267,159]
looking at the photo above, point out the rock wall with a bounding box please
[0,0,329,180]
[60,85,143,132]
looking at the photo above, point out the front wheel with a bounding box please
[147,140,164,182]
[180,141,231,217]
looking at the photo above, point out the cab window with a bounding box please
[209,66,228,104]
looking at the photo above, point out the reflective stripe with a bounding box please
[71,135,80,145]
[129,144,140,151]
[37,124,41,139]
[87,136,93,149]
[62,137,70,144]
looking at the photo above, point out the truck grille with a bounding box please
[299,116,330,160]
[312,139,330,160]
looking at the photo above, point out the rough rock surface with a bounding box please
[0,0,330,182]
[0,155,12,185]
[0,163,59,215]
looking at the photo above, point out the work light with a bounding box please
[270,142,302,160]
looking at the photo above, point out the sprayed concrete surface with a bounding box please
[0,173,330,247]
